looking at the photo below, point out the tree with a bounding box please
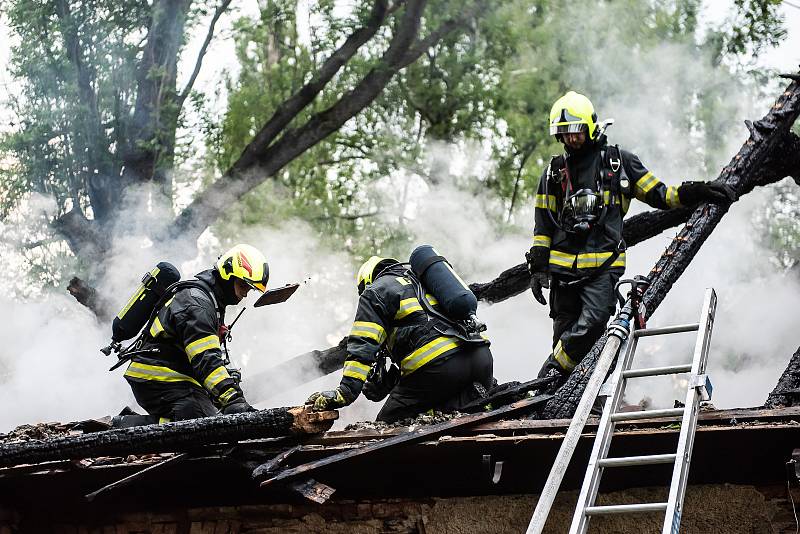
[0,0,488,294]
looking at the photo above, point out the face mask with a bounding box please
[562,189,601,235]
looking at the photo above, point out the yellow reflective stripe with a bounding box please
[124,362,201,387]
[185,335,221,361]
[219,387,238,405]
[396,277,411,286]
[158,417,171,424]
[149,316,165,337]
[554,341,577,371]
[343,360,371,381]
[575,252,626,269]
[395,298,423,320]
[601,191,620,206]
[532,235,552,248]
[621,194,631,214]
[203,366,231,391]
[634,171,659,199]
[549,250,576,268]
[666,185,681,208]
[350,321,387,343]
[535,194,557,212]
[425,293,438,306]
[400,336,460,375]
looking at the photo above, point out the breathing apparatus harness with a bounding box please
[104,277,239,379]
[543,129,630,288]
[360,261,487,401]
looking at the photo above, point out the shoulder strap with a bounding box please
[146,280,222,332]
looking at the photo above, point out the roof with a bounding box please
[0,405,798,518]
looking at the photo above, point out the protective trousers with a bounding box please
[126,379,219,422]
[544,270,621,375]
[376,344,493,423]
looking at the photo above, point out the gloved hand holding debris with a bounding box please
[677,181,737,206]
[306,388,353,412]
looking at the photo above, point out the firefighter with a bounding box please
[306,256,494,423]
[120,244,268,424]
[528,91,734,387]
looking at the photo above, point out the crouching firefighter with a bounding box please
[527,91,735,389]
[307,248,494,423]
[112,244,268,427]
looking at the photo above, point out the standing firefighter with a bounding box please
[307,254,494,423]
[527,91,734,388]
[121,244,268,423]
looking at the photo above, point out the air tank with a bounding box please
[111,262,181,342]
[409,245,477,320]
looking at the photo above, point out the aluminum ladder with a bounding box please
[569,288,717,534]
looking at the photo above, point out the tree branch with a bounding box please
[171,0,480,241]
[176,0,234,107]
[228,0,389,173]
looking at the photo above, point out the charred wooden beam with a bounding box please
[85,452,187,502]
[541,70,800,419]
[259,393,551,486]
[765,346,800,408]
[0,407,337,468]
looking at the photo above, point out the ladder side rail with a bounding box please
[662,288,717,534]
[569,334,641,534]
[526,332,630,534]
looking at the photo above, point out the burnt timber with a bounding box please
[0,406,799,532]
[0,407,336,468]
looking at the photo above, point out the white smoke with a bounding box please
[1,2,797,433]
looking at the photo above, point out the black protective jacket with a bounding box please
[123,269,243,407]
[338,265,489,400]
[532,135,683,278]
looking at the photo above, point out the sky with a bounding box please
[0,1,799,431]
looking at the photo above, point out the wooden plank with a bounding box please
[85,453,187,502]
[260,394,551,486]
[304,406,800,446]
[251,445,302,480]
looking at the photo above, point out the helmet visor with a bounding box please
[550,122,588,136]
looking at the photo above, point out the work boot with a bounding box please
[532,355,569,396]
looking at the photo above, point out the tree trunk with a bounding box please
[541,72,800,419]
[0,407,336,468]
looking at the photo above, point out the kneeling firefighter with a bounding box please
[307,246,494,423]
[114,244,268,426]
[527,91,735,388]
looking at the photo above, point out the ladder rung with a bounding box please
[634,323,699,337]
[611,408,684,422]
[623,364,692,378]
[598,453,676,468]
[585,502,668,515]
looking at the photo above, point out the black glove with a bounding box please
[306,387,354,412]
[678,181,736,206]
[530,272,550,305]
[221,398,256,414]
[363,362,400,402]
[525,247,551,306]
